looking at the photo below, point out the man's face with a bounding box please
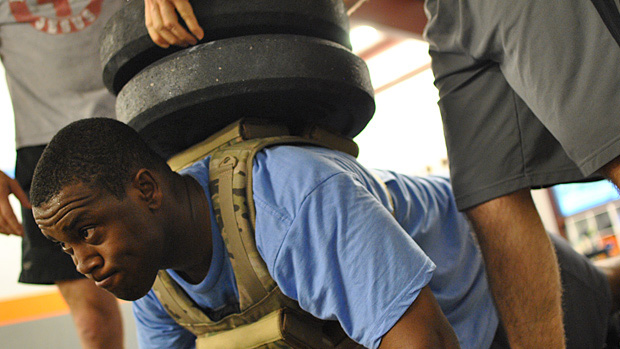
[33,182,165,301]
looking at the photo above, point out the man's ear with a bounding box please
[131,169,162,210]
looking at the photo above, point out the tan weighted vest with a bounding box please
[153,118,365,349]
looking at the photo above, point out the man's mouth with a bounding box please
[95,272,117,289]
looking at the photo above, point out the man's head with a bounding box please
[32,118,174,300]
[31,117,169,208]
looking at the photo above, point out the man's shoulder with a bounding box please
[256,145,357,174]
[251,145,365,227]
[254,145,360,191]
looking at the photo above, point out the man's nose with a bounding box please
[73,245,103,275]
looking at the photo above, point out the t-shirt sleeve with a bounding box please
[254,172,436,348]
[133,290,196,349]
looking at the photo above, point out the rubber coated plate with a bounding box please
[116,34,375,159]
[100,0,351,95]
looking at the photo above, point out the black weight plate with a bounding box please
[100,0,351,95]
[116,34,375,159]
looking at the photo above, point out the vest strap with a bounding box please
[215,154,269,305]
[195,310,283,349]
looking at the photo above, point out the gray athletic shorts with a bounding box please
[424,0,620,210]
[16,145,84,284]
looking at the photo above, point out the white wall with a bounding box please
[354,37,447,175]
[355,68,447,175]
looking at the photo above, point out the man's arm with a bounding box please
[380,285,460,348]
[0,170,30,236]
[144,0,204,48]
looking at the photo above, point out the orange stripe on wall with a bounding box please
[0,290,69,327]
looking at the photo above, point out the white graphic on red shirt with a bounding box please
[8,0,103,34]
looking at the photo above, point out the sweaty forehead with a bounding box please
[33,182,98,231]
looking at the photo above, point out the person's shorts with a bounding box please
[16,145,84,284]
[424,0,620,210]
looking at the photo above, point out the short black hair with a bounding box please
[31,118,171,207]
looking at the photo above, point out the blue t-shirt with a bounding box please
[133,146,498,348]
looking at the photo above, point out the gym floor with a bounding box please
[0,294,138,348]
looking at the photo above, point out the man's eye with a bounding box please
[79,227,95,240]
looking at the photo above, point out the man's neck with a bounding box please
[167,174,213,284]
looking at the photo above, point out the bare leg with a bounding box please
[56,278,124,349]
[467,189,565,348]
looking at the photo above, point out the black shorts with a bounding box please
[425,0,620,210]
[16,145,84,284]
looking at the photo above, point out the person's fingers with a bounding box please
[159,0,196,46]
[0,173,25,236]
[8,179,30,209]
[145,0,168,48]
[145,0,175,48]
[172,0,204,41]
[146,26,170,48]
[146,0,203,47]
[0,198,23,237]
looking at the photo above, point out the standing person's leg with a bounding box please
[17,145,124,348]
[57,279,124,349]
[466,189,565,347]
[425,0,620,346]
[426,54,585,347]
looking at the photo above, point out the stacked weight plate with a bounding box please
[100,0,375,158]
